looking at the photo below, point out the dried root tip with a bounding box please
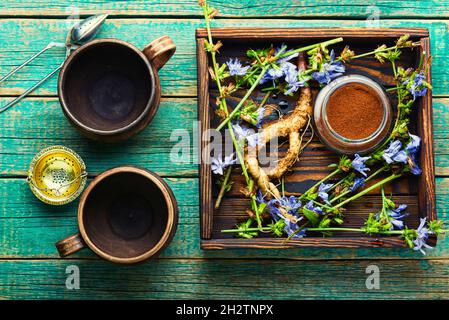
[245,154,281,199]
[208,66,216,80]
[209,8,219,19]
[211,41,223,53]
[215,108,226,120]
[340,45,355,62]
[261,212,271,220]
[246,209,256,219]
[334,184,345,195]
[239,187,253,198]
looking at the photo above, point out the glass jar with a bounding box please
[313,74,393,155]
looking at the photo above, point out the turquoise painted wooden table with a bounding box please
[1,1,449,299]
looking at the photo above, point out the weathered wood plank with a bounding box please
[0,19,448,96]
[1,1,449,18]
[0,177,448,260]
[0,97,196,176]
[1,258,449,299]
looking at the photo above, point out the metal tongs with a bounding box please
[0,14,108,114]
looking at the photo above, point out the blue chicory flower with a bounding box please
[275,44,299,64]
[211,153,236,175]
[406,134,422,175]
[259,71,275,85]
[318,183,333,205]
[226,58,250,76]
[265,191,306,239]
[312,50,345,85]
[413,217,433,255]
[305,200,324,215]
[232,122,259,148]
[284,67,305,95]
[267,196,302,221]
[404,72,428,100]
[246,133,259,148]
[351,154,371,177]
[256,190,266,204]
[382,140,408,164]
[267,66,285,80]
[406,134,421,154]
[349,177,366,192]
[260,46,299,86]
[255,107,265,129]
[284,219,307,239]
[387,204,409,230]
[408,153,422,175]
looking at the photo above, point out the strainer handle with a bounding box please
[142,36,176,71]
[55,233,86,257]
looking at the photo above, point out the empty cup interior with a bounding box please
[82,172,169,259]
[61,42,153,132]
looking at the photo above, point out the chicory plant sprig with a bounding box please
[200,0,264,227]
[215,37,344,131]
[222,189,448,255]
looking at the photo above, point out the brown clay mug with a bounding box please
[55,166,178,264]
[58,37,176,142]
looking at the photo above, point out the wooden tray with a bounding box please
[196,28,436,249]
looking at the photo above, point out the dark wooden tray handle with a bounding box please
[55,232,86,257]
[143,36,176,71]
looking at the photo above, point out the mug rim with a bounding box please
[58,39,157,136]
[77,166,178,264]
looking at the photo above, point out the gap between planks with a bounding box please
[2,257,449,262]
[1,15,449,21]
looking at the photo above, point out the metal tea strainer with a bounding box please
[0,14,108,114]
[27,146,87,205]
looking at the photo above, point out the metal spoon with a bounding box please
[0,14,108,114]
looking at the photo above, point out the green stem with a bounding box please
[201,2,262,228]
[308,227,364,233]
[226,121,261,228]
[330,165,387,204]
[328,173,353,193]
[283,222,310,243]
[300,168,341,199]
[221,227,271,234]
[278,37,344,59]
[214,166,232,209]
[386,86,399,92]
[259,90,272,108]
[334,173,401,209]
[392,60,397,78]
[222,226,404,236]
[216,65,269,131]
[312,200,333,210]
[349,43,416,60]
[307,227,403,236]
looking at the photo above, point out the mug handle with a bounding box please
[55,233,86,257]
[142,36,176,71]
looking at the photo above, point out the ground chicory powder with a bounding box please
[326,83,384,140]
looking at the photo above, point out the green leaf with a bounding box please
[302,207,320,227]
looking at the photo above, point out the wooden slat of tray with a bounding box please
[417,37,437,221]
[197,28,435,249]
[196,27,430,39]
